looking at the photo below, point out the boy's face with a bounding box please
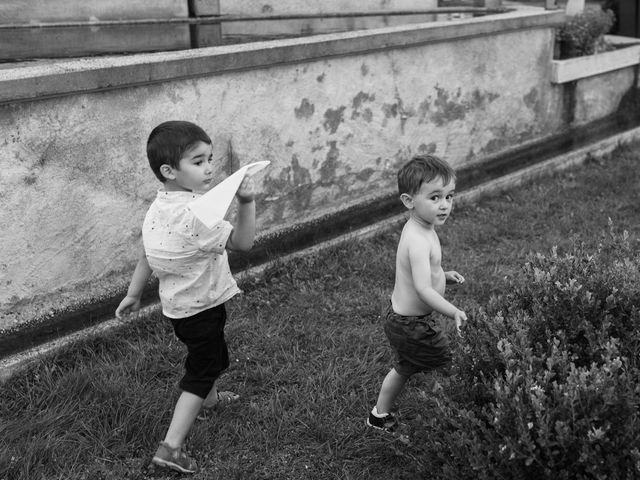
[401,176,456,227]
[163,141,217,193]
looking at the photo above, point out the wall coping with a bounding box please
[551,35,640,84]
[0,7,564,105]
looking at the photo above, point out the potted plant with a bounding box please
[556,7,615,59]
[551,6,640,84]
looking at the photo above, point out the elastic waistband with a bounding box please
[387,301,432,320]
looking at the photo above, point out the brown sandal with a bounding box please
[198,391,240,420]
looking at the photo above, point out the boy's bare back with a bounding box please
[391,217,446,316]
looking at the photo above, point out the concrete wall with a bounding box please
[0,8,571,332]
[573,68,639,125]
[219,0,439,15]
[0,0,189,23]
[0,0,453,23]
[0,0,480,62]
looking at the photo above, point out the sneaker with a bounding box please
[151,442,198,474]
[366,410,410,443]
[367,410,399,432]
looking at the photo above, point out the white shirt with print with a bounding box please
[142,190,240,319]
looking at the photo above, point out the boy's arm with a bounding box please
[115,249,152,318]
[409,245,465,320]
[226,175,256,252]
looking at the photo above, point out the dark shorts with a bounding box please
[167,304,230,399]
[383,303,452,377]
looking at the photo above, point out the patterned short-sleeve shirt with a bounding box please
[142,190,241,319]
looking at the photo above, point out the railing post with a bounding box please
[188,0,221,48]
[189,0,220,16]
[565,0,585,17]
[545,0,559,10]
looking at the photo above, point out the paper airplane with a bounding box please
[189,160,270,229]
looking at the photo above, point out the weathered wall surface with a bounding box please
[0,0,443,23]
[573,68,639,125]
[0,0,189,23]
[0,9,571,331]
[219,0,439,15]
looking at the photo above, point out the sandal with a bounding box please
[204,391,240,409]
[197,391,240,420]
[151,442,198,474]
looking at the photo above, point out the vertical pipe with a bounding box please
[188,0,220,17]
[188,0,222,48]
[565,0,585,17]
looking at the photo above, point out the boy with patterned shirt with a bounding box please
[116,120,257,474]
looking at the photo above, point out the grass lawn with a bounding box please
[1,141,639,480]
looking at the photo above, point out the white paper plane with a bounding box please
[189,160,270,229]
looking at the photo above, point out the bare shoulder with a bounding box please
[399,221,436,261]
[402,220,436,245]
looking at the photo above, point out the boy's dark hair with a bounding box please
[147,121,212,182]
[397,154,456,195]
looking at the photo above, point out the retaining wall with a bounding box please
[1,6,579,336]
[0,0,444,23]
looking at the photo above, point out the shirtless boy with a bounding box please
[367,154,467,435]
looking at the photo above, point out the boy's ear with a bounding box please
[159,164,176,181]
[400,193,414,210]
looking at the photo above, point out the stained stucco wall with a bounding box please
[0,0,189,23]
[573,68,638,125]
[219,0,439,15]
[0,9,574,331]
[0,0,444,23]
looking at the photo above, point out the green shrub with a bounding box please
[557,8,615,59]
[430,226,640,479]
[511,226,640,369]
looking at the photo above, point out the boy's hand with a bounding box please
[445,271,465,284]
[115,295,141,319]
[453,309,467,337]
[236,175,256,204]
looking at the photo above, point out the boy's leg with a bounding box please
[163,391,204,448]
[152,391,202,473]
[367,368,410,442]
[375,368,408,414]
[202,382,218,409]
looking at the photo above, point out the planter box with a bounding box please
[551,35,640,84]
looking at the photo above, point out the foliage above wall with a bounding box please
[556,8,615,58]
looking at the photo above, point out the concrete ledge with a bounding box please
[2,124,639,384]
[0,8,564,105]
[551,35,640,84]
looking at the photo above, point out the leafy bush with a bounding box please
[510,230,640,369]
[429,225,640,479]
[557,8,616,59]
